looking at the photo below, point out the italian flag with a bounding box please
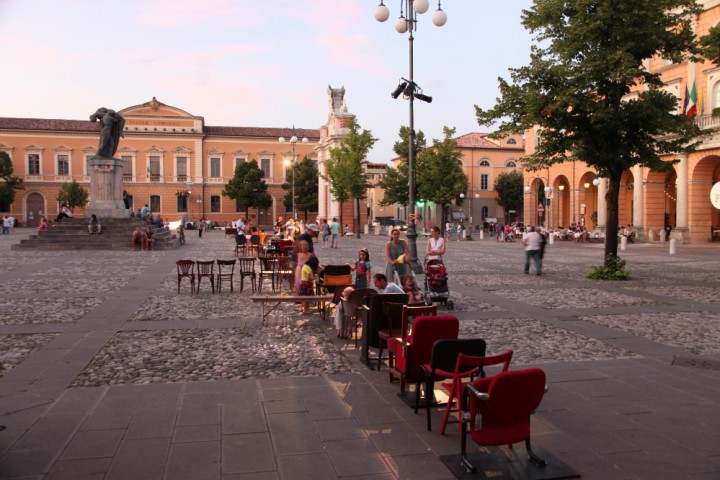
[684,63,697,119]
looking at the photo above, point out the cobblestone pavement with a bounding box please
[0,228,719,479]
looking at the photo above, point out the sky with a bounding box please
[0,0,534,164]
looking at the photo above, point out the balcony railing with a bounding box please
[122,175,133,182]
[696,114,720,130]
[149,175,161,182]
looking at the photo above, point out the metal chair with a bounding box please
[379,304,437,372]
[176,260,195,294]
[236,256,257,293]
[216,259,236,293]
[460,368,548,473]
[386,315,459,395]
[196,260,215,293]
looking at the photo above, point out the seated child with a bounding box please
[334,286,356,339]
[402,275,424,304]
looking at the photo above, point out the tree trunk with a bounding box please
[603,172,621,267]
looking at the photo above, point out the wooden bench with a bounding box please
[250,294,333,324]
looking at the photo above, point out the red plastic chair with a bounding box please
[386,315,459,395]
[460,368,547,473]
[439,350,513,436]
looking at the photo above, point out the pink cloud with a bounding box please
[135,0,261,28]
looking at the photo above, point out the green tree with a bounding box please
[324,118,377,237]
[416,127,467,227]
[494,170,525,220]
[475,0,702,267]
[57,180,89,212]
[0,151,23,210]
[222,160,272,220]
[378,126,426,207]
[282,157,318,220]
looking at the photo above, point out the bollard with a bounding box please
[659,230,666,242]
[549,233,555,245]
[669,238,677,255]
[479,230,484,240]
[620,235,627,251]
[364,224,369,235]
[648,229,655,242]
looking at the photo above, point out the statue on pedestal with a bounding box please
[90,108,125,158]
[86,108,128,218]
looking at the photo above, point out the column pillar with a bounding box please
[673,153,689,243]
[632,165,645,240]
[596,178,607,232]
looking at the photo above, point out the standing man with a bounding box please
[330,217,340,248]
[523,226,543,276]
[296,223,319,254]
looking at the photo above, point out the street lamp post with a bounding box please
[375,0,446,273]
[279,126,308,221]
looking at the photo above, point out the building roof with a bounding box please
[454,132,523,150]
[0,117,320,140]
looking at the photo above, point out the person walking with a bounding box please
[330,217,340,248]
[523,226,543,276]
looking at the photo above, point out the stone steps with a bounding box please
[12,218,180,251]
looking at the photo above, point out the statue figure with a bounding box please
[90,108,125,158]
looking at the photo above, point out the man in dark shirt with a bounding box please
[297,223,319,253]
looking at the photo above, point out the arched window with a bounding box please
[479,160,490,167]
[506,161,516,168]
[507,138,517,145]
[535,130,543,148]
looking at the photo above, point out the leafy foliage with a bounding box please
[587,254,630,280]
[416,127,468,227]
[57,180,88,210]
[222,160,272,218]
[494,170,525,214]
[282,157,318,220]
[0,151,23,208]
[323,118,377,235]
[475,0,703,267]
[378,126,427,207]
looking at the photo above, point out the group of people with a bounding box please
[131,226,156,251]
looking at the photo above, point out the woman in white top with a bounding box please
[426,226,446,261]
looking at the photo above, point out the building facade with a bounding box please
[0,90,367,229]
[523,2,720,243]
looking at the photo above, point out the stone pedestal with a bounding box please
[85,156,129,219]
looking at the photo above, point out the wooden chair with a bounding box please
[236,256,257,293]
[380,304,437,372]
[196,260,215,293]
[216,259,236,293]
[247,234,261,257]
[258,256,278,292]
[359,293,409,369]
[439,350,512,436]
[176,260,195,294]
[340,288,378,346]
[276,256,294,292]
[235,234,248,257]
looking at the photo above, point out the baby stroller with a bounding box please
[423,256,453,310]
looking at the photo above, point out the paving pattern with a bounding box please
[1,228,719,479]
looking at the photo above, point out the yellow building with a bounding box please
[523,4,720,243]
[0,91,370,228]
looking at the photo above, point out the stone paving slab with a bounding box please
[0,229,719,479]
